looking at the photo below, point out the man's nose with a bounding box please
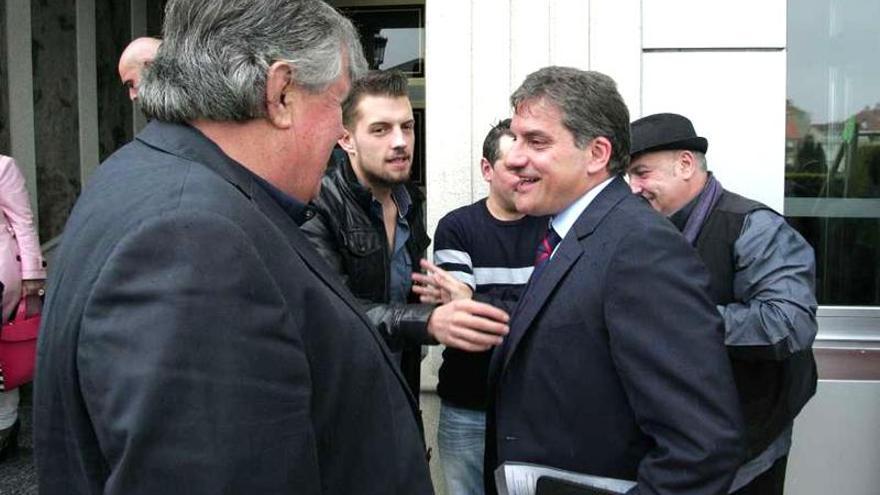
[628,179,643,194]
[391,126,407,149]
[506,143,526,168]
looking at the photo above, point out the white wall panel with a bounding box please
[786,381,880,495]
[641,51,786,211]
[643,0,785,49]
[426,0,473,241]
[471,0,512,202]
[550,0,590,69]
[589,0,641,116]
[510,0,551,90]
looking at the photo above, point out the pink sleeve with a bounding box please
[0,155,47,279]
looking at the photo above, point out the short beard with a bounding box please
[362,166,411,189]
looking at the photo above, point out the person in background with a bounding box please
[415,118,548,495]
[628,112,818,494]
[0,153,46,461]
[302,70,510,404]
[118,36,161,101]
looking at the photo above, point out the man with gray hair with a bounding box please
[34,1,433,494]
[485,67,745,494]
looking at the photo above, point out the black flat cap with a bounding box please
[630,113,708,156]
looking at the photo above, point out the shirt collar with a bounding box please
[252,174,312,226]
[551,176,615,240]
[372,184,413,220]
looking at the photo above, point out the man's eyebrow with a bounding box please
[367,118,414,127]
[520,129,551,140]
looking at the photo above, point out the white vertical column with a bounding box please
[77,0,99,184]
[6,0,37,219]
[589,0,641,116]
[425,0,473,239]
[510,0,551,89]
[471,0,511,200]
[549,0,590,69]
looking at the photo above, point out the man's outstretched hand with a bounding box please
[412,259,474,304]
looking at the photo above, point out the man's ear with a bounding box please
[265,61,294,128]
[338,129,356,154]
[480,157,493,182]
[677,150,698,179]
[586,136,613,175]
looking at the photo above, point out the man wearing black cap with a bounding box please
[628,113,819,495]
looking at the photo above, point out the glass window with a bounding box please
[786,0,880,305]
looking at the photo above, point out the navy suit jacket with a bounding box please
[34,121,433,494]
[487,177,744,495]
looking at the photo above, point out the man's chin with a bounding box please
[514,197,540,216]
[385,170,411,185]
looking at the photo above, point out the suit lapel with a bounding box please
[489,177,633,381]
[493,239,582,374]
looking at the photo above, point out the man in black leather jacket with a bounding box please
[302,70,509,399]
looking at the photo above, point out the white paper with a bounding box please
[495,461,637,495]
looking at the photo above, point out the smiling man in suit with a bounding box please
[34,1,432,494]
[485,66,745,495]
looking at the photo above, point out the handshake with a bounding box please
[412,259,510,352]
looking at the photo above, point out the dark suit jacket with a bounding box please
[34,121,433,494]
[487,177,744,495]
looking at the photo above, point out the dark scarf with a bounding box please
[681,173,723,245]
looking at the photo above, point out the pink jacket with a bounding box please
[1,155,46,323]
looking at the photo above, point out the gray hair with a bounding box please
[692,151,708,171]
[510,66,631,174]
[139,0,367,123]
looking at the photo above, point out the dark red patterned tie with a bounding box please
[533,226,561,278]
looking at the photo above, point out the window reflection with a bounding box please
[785,0,880,305]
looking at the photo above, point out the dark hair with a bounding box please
[482,118,513,165]
[511,66,631,174]
[341,70,409,128]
